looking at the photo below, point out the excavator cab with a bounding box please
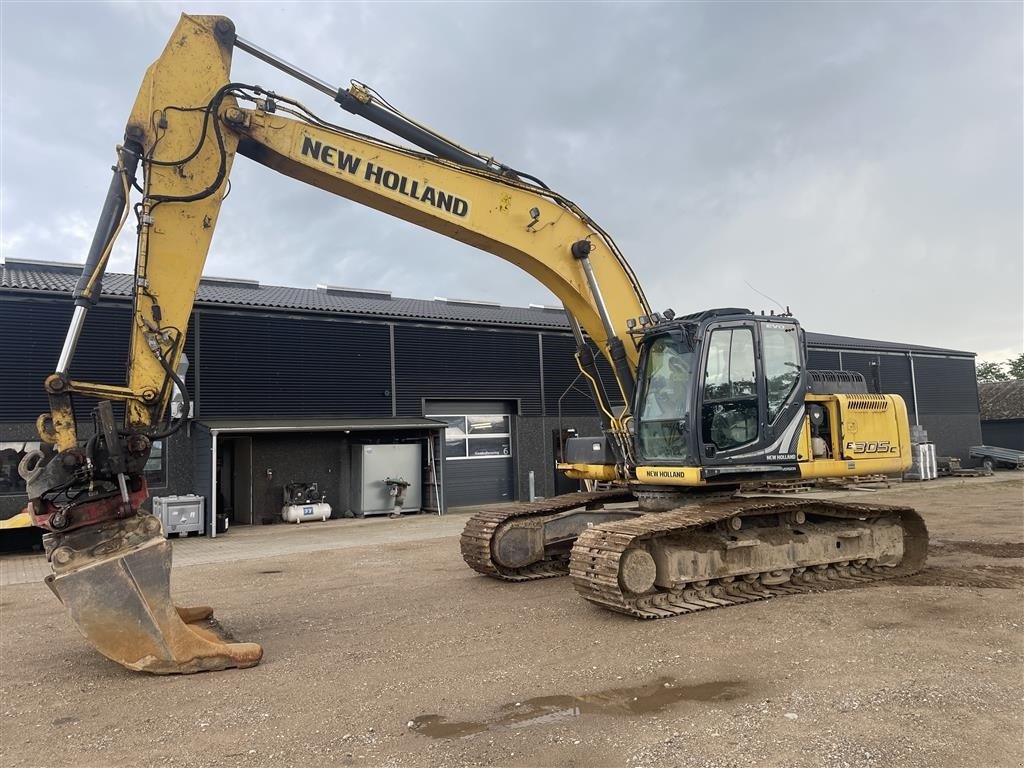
[633,309,809,481]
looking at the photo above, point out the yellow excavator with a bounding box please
[19,15,927,675]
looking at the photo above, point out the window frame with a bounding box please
[427,413,513,461]
[143,438,168,489]
[761,322,802,424]
[699,323,762,455]
[703,326,758,402]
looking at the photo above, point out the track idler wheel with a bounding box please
[44,514,262,675]
[618,548,657,595]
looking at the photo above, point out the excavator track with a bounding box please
[461,490,634,581]
[570,498,928,618]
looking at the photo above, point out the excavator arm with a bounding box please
[19,14,651,674]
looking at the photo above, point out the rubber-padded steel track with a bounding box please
[570,498,928,618]
[460,490,634,581]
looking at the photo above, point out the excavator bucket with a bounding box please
[44,514,262,674]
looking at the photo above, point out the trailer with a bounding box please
[969,445,1024,471]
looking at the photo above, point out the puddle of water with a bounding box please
[258,570,284,575]
[409,677,748,739]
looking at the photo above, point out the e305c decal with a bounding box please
[845,441,898,454]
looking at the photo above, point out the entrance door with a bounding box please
[217,437,253,524]
[426,400,515,508]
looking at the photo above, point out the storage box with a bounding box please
[350,444,422,515]
[152,494,205,537]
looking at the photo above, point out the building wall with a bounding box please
[196,310,392,419]
[247,433,346,523]
[0,290,984,522]
[0,297,196,424]
[981,420,1024,451]
[919,414,984,462]
[395,325,544,416]
[514,415,604,501]
[806,347,981,460]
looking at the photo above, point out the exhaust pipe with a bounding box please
[45,514,262,674]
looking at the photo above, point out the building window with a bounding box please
[144,439,167,488]
[0,441,39,496]
[428,415,512,460]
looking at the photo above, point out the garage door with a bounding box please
[427,401,514,508]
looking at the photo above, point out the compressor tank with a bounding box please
[281,502,332,524]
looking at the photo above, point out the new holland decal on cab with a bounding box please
[300,136,470,218]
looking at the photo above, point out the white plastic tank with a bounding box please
[281,502,332,524]
[152,494,205,536]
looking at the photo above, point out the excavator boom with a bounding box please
[20,14,650,675]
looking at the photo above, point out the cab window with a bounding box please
[762,324,801,422]
[637,335,695,461]
[702,327,757,451]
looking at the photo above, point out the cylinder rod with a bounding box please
[73,145,140,308]
[233,34,495,173]
[56,305,88,375]
[234,35,338,97]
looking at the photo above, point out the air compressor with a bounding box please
[281,482,331,524]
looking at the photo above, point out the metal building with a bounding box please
[978,380,1024,451]
[0,258,982,528]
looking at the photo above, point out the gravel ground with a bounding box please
[1,477,1021,768]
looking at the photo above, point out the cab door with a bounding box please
[758,321,807,461]
[698,319,806,468]
[698,321,765,465]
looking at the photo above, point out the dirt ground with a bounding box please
[1,477,1022,768]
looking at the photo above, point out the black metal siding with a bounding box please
[835,352,881,392]
[807,346,973,416]
[542,333,623,417]
[877,354,914,408]
[806,349,841,371]
[182,315,197,414]
[192,423,213,513]
[981,420,1024,451]
[394,326,541,416]
[195,310,392,418]
[913,356,980,415]
[0,297,132,422]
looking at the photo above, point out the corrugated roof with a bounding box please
[978,380,1024,421]
[0,258,973,356]
[0,258,571,330]
[805,331,972,357]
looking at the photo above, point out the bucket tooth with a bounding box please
[44,515,262,675]
[175,605,215,623]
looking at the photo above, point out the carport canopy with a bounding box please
[194,417,448,536]
[198,417,448,433]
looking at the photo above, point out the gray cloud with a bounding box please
[2,1,1020,360]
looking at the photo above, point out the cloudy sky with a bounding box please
[2,1,1021,361]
